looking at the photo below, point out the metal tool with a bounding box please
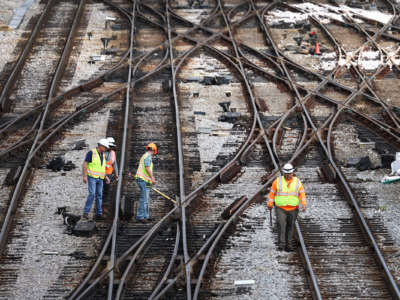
[151,187,176,204]
[269,209,273,227]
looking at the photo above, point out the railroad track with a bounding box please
[0,0,133,298]
[70,1,400,299]
[1,0,400,299]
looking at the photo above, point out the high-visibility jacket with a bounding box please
[87,148,106,179]
[135,152,153,183]
[268,176,306,211]
[105,150,116,175]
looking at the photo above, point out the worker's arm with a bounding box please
[144,155,156,184]
[113,159,119,177]
[266,179,277,210]
[299,181,306,212]
[82,161,88,184]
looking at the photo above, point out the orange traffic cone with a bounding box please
[314,41,321,55]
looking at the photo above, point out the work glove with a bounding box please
[267,200,274,210]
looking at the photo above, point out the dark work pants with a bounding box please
[276,207,299,246]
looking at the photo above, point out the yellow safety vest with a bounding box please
[87,148,106,179]
[135,152,153,183]
[275,176,301,207]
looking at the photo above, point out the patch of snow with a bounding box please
[265,2,393,27]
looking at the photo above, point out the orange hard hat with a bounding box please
[146,143,158,154]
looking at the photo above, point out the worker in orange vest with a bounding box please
[103,137,119,198]
[267,163,306,251]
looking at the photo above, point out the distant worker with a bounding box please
[104,137,119,197]
[134,143,157,224]
[82,139,110,220]
[267,163,306,251]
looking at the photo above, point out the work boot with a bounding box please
[95,215,105,221]
[278,243,285,251]
[82,213,89,220]
[137,219,147,224]
[285,244,295,252]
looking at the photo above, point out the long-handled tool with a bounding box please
[151,187,176,204]
[269,209,273,227]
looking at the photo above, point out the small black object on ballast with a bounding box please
[218,112,241,123]
[55,207,81,227]
[293,36,303,46]
[47,156,65,172]
[72,139,88,150]
[100,37,111,49]
[72,221,96,237]
[219,101,231,112]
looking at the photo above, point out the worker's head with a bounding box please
[146,143,158,155]
[282,163,294,180]
[107,137,116,149]
[97,138,110,153]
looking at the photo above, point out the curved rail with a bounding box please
[0,0,87,254]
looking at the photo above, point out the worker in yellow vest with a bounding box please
[82,139,110,220]
[103,137,119,197]
[267,163,306,251]
[135,143,157,224]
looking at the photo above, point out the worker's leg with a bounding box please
[275,207,287,249]
[95,178,104,216]
[143,183,151,219]
[286,209,299,249]
[136,179,147,219]
[83,176,96,214]
[103,177,110,198]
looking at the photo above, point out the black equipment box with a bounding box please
[72,220,96,237]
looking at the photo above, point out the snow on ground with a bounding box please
[266,3,393,27]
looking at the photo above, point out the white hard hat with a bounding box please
[98,138,110,148]
[282,163,295,174]
[107,137,116,147]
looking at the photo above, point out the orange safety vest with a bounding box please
[105,150,116,175]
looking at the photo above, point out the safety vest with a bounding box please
[275,176,301,207]
[135,152,153,183]
[105,150,116,175]
[87,148,106,179]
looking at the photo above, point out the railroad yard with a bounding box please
[1,0,400,299]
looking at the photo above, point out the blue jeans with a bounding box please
[84,176,103,215]
[137,178,150,219]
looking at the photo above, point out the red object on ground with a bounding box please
[309,31,316,36]
[314,42,321,55]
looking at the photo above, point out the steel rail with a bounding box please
[260,6,400,298]
[165,0,400,159]
[0,0,133,135]
[0,0,87,255]
[73,3,276,296]
[289,2,400,128]
[114,2,263,296]
[149,222,181,300]
[127,1,396,298]
[74,2,400,298]
[156,110,338,299]
[113,0,192,298]
[165,1,192,298]
[107,0,137,298]
[0,0,56,112]
[156,4,400,139]
[218,2,320,299]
